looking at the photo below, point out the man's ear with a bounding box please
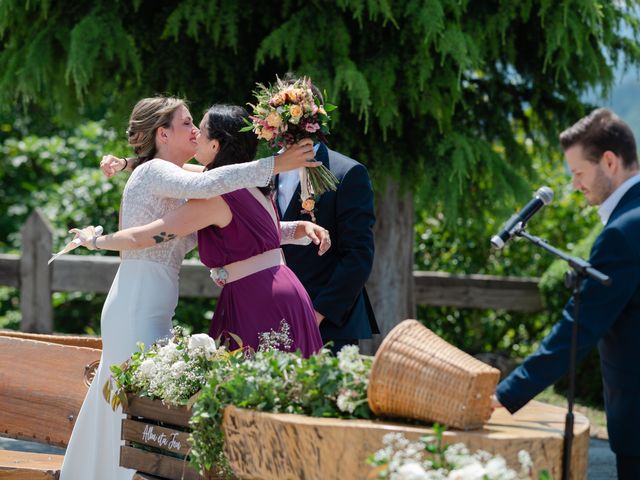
[602,150,620,173]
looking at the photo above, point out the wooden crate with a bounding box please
[120,395,221,480]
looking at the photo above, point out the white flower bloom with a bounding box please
[396,462,430,480]
[137,358,156,378]
[447,462,486,480]
[171,360,187,375]
[336,392,356,413]
[158,341,178,362]
[517,450,533,471]
[484,457,509,478]
[188,333,216,352]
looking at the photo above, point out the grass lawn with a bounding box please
[534,387,608,439]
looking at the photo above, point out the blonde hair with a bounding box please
[126,96,187,166]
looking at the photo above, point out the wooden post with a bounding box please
[20,209,54,333]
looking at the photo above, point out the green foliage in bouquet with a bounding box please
[190,345,372,477]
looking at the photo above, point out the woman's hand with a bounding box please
[100,155,126,178]
[68,226,101,250]
[300,221,331,256]
[273,139,320,174]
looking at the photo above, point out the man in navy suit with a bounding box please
[276,77,379,354]
[494,108,640,479]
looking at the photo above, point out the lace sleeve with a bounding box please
[144,156,274,199]
[279,221,312,245]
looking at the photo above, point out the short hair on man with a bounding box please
[559,108,638,168]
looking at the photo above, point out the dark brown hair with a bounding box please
[203,104,270,196]
[559,108,638,168]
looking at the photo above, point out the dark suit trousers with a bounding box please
[617,454,640,480]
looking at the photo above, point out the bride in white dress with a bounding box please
[59,97,316,480]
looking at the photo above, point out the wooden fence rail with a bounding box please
[0,210,543,333]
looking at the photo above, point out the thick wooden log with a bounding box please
[0,336,101,447]
[222,401,589,480]
[413,271,543,311]
[20,210,53,333]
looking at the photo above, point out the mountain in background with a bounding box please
[592,69,640,139]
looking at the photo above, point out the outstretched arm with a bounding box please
[100,155,204,177]
[69,197,230,251]
[100,139,316,184]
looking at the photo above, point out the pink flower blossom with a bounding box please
[304,122,320,133]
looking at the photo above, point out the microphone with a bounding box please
[491,186,553,249]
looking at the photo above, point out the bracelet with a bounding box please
[119,157,128,172]
[92,235,101,250]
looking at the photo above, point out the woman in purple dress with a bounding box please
[72,105,325,356]
[196,105,323,354]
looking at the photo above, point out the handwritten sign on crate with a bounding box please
[120,395,211,480]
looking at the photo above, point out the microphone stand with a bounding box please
[512,224,610,480]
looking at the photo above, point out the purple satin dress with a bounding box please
[197,189,323,357]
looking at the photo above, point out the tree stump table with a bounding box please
[122,397,589,479]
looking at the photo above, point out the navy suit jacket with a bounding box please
[276,143,379,341]
[496,182,640,455]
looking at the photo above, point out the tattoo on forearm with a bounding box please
[152,232,177,244]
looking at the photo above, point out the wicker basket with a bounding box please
[368,319,500,430]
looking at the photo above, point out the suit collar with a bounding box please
[315,143,330,168]
[599,174,640,224]
[608,180,640,224]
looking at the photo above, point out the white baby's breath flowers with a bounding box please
[518,450,533,471]
[126,332,222,405]
[257,319,294,352]
[370,433,537,480]
[396,462,430,480]
[336,390,358,414]
[337,344,369,382]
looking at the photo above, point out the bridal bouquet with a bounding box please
[243,76,339,216]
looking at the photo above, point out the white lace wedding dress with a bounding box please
[60,157,276,480]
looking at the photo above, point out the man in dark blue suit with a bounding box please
[494,108,640,479]
[275,78,379,354]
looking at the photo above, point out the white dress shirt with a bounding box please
[277,144,320,215]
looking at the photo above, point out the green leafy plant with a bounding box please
[190,345,372,476]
